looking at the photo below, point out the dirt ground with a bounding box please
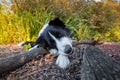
[98,42,120,60]
[0,42,120,80]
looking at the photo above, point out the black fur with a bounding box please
[33,18,71,51]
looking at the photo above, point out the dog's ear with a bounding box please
[49,18,66,28]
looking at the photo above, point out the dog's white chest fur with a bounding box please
[56,54,70,69]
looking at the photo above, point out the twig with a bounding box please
[72,39,103,47]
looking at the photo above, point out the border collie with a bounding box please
[29,18,73,69]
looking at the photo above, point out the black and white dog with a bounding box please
[29,18,73,69]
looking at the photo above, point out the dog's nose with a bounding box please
[64,45,72,54]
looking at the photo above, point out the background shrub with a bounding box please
[0,0,120,44]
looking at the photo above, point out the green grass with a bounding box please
[23,44,31,50]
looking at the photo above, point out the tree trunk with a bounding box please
[81,45,120,80]
[0,47,47,74]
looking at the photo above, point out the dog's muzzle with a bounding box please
[64,45,72,54]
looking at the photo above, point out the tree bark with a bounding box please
[0,47,47,74]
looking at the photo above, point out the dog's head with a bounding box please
[47,18,73,55]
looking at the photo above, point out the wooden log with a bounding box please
[0,47,47,74]
[81,45,120,80]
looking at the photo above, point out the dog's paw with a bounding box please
[49,49,58,55]
[56,54,70,69]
